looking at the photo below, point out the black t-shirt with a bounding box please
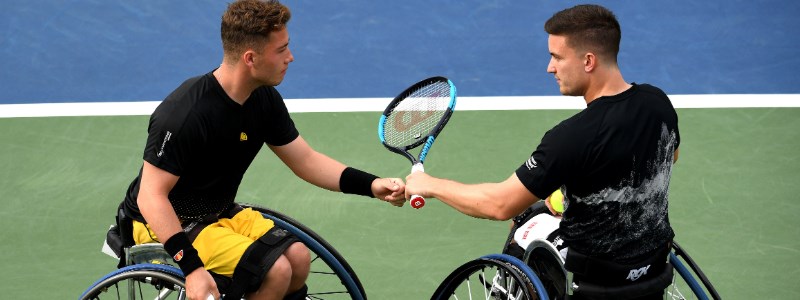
[515,83,680,263]
[123,71,299,222]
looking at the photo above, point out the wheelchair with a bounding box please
[79,203,367,300]
[431,203,721,300]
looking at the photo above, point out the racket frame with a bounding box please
[378,76,457,208]
[378,76,457,165]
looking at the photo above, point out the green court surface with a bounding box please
[1,108,799,299]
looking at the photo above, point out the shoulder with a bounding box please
[251,86,289,113]
[157,73,215,111]
[633,83,670,101]
[151,73,216,130]
[631,83,677,115]
[169,73,214,100]
[540,111,594,151]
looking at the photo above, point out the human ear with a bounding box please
[243,51,255,66]
[584,52,596,72]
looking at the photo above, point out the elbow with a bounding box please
[482,203,517,221]
[490,210,516,221]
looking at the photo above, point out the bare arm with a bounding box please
[270,136,406,205]
[405,172,540,221]
[137,161,219,300]
[269,135,347,191]
[138,161,182,241]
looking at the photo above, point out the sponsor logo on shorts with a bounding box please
[626,264,651,281]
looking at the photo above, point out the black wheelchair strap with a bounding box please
[115,205,135,269]
[225,226,299,300]
[570,263,674,299]
[565,243,670,286]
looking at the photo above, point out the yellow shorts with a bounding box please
[133,207,275,277]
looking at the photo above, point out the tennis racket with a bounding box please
[378,76,457,209]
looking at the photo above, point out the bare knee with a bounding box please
[285,242,311,268]
[249,256,293,300]
[284,242,311,290]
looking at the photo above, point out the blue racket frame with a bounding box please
[378,76,457,165]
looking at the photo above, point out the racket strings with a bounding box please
[382,82,452,148]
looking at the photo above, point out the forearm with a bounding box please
[138,191,205,277]
[292,151,348,191]
[137,193,183,242]
[426,178,509,220]
[408,173,537,220]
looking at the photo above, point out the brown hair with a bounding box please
[220,0,291,61]
[544,4,621,62]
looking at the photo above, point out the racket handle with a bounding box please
[410,163,426,209]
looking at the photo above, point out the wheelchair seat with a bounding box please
[569,262,674,299]
[84,202,369,300]
[433,202,721,300]
[504,203,680,300]
[522,238,675,300]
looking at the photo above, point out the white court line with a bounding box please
[0,94,798,118]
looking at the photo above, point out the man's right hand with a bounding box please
[544,195,562,216]
[184,268,219,300]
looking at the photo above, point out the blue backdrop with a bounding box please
[2,0,798,104]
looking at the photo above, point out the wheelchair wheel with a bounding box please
[79,264,185,300]
[245,204,367,300]
[81,204,366,300]
[432,253,549,300]
[523,240,566,299]
[667,242,721,300]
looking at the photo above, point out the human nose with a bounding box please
[547,58,556,73]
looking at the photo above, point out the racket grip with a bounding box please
[410,163,426,209]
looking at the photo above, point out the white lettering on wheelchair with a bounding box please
[626,264,650,281]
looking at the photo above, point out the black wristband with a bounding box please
[340,167,379,197]
[163,231,204,275]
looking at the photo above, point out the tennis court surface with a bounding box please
[2,1,799,299]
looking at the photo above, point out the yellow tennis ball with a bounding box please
[549,189,564,213]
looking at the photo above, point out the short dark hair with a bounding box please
[220,0,291,60]
[544,4,621,62]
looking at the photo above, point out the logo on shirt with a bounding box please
[525,156,538,170]
[157,131,172,158]
[240,132,248,141]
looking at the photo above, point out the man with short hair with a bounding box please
[405,4,680,299]
[121,1,406,299]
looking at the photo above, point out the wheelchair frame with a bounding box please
[432,238,721,300]
[79,203,367,300]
